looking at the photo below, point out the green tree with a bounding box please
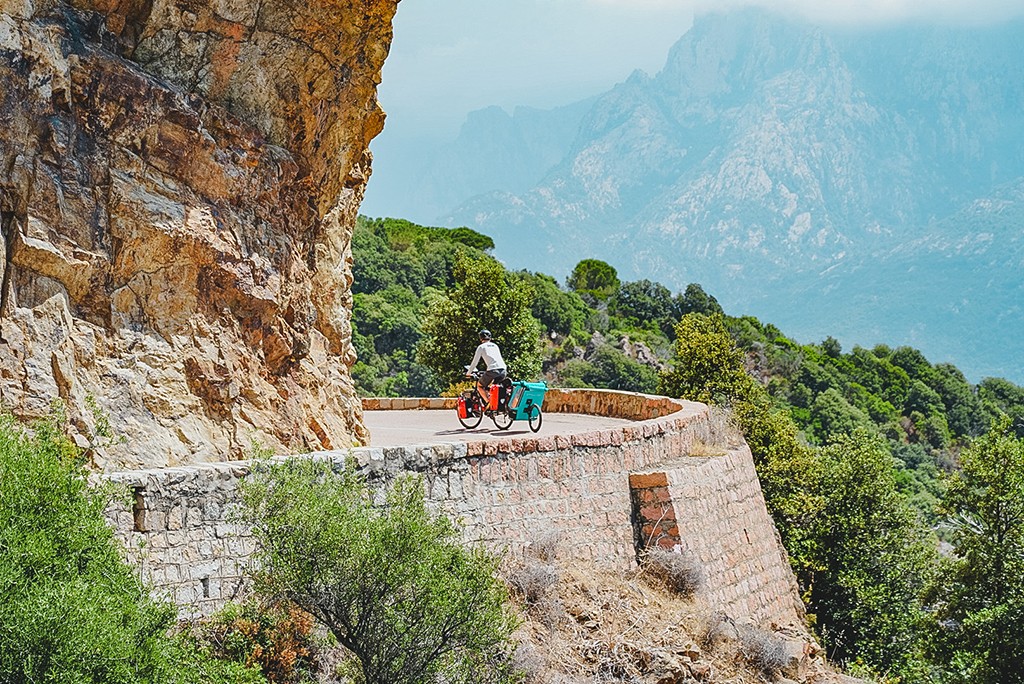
[418,253,542,386]
[566,258,619,302]
[660,313,821,576]
[821,336,842,358]
[567,344,659,394]
[932,364,985,438]
[609,279,674,335]
[929,416,1024,683]
[809,388,873,442]
[0,412,257,684]
[807,429,936,677]
[517,271,587,338]
[673,283,723,317]
[660,313,749,405]
[239,459,518,684]
[978,377,1024,432]
[353,287,422,356]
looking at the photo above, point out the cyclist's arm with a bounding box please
[467,344,484,374]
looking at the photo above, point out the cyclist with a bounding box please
[465,329,507,409]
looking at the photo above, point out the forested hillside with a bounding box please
[377,8,1024,385]
[353,215,1024,683]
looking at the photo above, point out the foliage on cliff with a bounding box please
[0,411,261,683]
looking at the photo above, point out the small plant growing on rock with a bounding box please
[737,623,789,679]
[509,561,560,605]
[639,547,705,598]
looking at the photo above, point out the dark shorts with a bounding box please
[480,368,507,388]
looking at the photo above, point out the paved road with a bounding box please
[363,409,637,447]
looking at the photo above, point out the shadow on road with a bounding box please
[435,427,535,437]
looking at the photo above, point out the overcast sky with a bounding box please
[376,0,1024,136]
[376,0,694,139]
[363,0,1024,215]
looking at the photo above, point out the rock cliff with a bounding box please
[0,0,399,468]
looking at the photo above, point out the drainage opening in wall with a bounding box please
[132,487,147,532]
[627,472,681,563]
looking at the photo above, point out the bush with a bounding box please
[737,624,789,678]
[239,459,520,684]
[0,411,259,684]
[202,600,317,682]
[508,562,559,605]
[639,547,705,598]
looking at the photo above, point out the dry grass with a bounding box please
[639,547,706,599]
[506,555,760,684]
[505,541,851,684]
[736,623,789,678]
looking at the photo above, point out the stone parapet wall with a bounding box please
[361,388,682,421]
[105,389,804,627]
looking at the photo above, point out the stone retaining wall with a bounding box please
[104,389,804,627]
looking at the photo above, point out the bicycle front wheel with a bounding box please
[458,396,484,429]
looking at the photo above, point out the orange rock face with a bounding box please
[0,0,399,468]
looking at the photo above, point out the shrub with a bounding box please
[202,600,317,682]
[239,459,520,684]
[0,410,259,684]
[639,547,705,598]
[508,562,559,605]
[737,624,789,678]
[526,531,561,563]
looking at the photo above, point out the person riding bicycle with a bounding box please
[465,329,507,409]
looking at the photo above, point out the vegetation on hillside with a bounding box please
[0,410,262,684]
[350,215,1024,683]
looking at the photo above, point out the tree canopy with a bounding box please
[239,459,518,684]
[418,253,542,387]
[566,258,620,301]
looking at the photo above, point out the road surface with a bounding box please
[363,409,636,447]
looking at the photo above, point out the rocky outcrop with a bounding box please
[0,0,399,468]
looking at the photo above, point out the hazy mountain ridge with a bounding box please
[414,9,1024,382]
[408,99,594,222]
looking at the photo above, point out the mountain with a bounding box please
[407,100,594,221]
[398,9,1024,383]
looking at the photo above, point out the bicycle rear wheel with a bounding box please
[458,395,484,429]
[492,409,514,430]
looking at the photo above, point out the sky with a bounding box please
[362,0,1024,217]
[375,0,695,139]
[375,0,1024,133]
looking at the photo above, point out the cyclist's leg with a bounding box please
[479,369,503,407]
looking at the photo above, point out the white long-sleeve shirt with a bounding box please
[468,341,506,371]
